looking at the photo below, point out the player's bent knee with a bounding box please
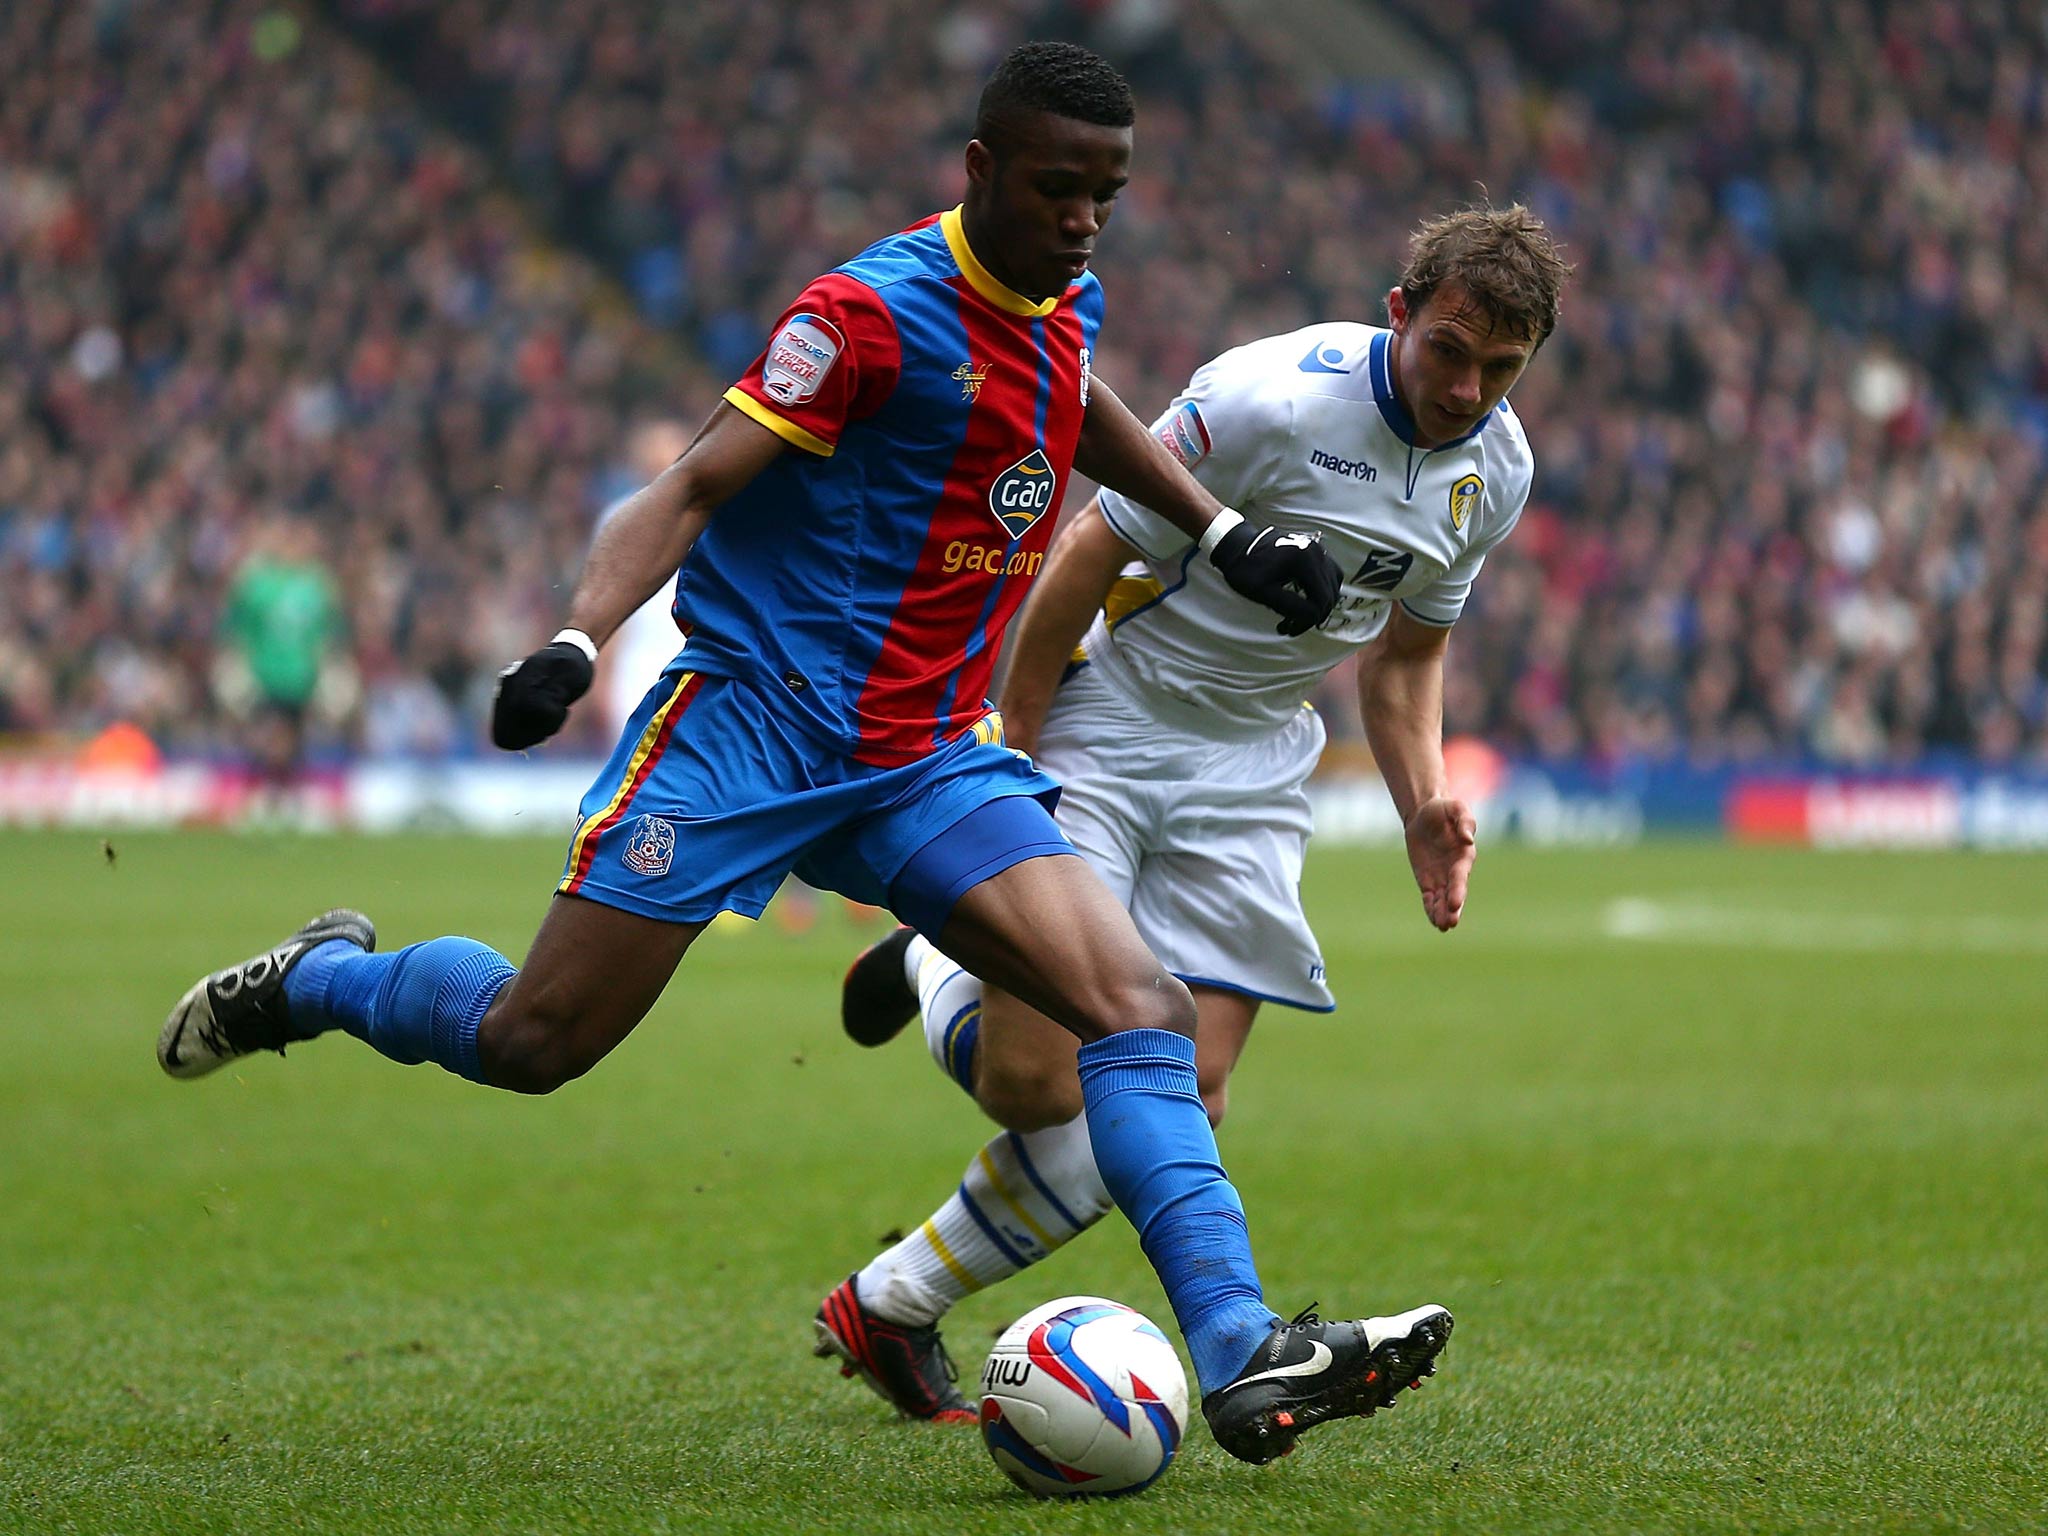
[478,1000,609,1095]
[977,1063,1084,1132]
[1093,969,1196,1039]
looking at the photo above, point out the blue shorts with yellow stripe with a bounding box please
[559,661,1069,930]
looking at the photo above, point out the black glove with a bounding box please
[1209,519,1344,636]
[491,638,595,750]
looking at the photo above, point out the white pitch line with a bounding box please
[1599,898,2048,954]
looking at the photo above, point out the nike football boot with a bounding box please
[158,909,375,1078]
[1201,1303,1453,1464]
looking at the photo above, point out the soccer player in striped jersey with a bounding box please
[153,43,1437,1466]
[828,204,1571,1445]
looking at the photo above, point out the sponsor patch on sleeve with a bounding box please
[761,313,845,408]
[1155,400,1211,468]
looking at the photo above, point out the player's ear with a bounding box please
[964,138,997,194]
[1386,285,1410,332]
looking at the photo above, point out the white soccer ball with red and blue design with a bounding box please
[978,1295,1188,1497]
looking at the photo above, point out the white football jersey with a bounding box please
[1087,322,1535,737]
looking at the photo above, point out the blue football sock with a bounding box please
[1076,1028,1280,1394]
[285,937,512,1084]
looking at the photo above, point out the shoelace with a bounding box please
[197,964,282,1059]
[914,1325,961,1386]
[1286,1302,1322,1330]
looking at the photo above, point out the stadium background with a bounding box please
[6,6,2047,1532]
[7,0,2048,848]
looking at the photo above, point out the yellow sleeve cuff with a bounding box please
[723,386,834,457]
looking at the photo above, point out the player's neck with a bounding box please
[1386,334,1448,451]
[957,204,1049,304]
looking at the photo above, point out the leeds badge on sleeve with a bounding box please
[1449,473,1483,532]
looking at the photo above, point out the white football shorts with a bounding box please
[1033,661,1335,1012]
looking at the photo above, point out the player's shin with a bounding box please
[910,935,985,1095]
[856,1117,1112,1327]
[285,937,513,1083]
[1076,1028,1281,1395]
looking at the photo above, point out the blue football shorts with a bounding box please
[557,662,1071,933]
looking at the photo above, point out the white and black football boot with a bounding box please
[157,909,376,1079]
[1201,1303,1453,1464]
[839,926,919,1048]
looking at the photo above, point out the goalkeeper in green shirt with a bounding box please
[216,517,349,787]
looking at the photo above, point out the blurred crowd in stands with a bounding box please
[5,0,2047,769]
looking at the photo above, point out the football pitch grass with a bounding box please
[4,830,2043,1534]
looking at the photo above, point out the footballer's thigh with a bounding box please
[490,666,841,1093]
[935,851,1195,1050]
[479,894,706,1092]
[1189,987,1258,1127]
[973,979,1258,1131]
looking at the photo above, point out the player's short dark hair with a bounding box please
[1398,204,1573,346]
[974,41,1135,158]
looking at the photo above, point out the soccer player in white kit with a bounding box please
[815,206,1572,1423]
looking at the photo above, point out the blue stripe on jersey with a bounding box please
[1031,314,1053,439]
[673,221,982,750]
[926,312,1060,744]
[823,238,980,726]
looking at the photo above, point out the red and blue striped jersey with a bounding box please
[675,206,1105,766]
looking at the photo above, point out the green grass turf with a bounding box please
[3,829,2044,1534]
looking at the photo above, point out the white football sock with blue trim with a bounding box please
[856,1116,1111,1327]
[909,935,984,1095]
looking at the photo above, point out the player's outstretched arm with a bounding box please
[1359,607,1474,931]
[490,405,788,750]
[1074,378,1342,636]
[996,499,1136,754]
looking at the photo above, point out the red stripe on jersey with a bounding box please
[936,296,1091,736]
[850,280,1085,765]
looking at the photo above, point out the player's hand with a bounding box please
[490,639,595,750]
[1209,521,1344,636]
[1404,795,1476,931]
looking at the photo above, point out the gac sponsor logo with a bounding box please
[1310,447,1377,481]
[988,447,1058,537]
[944,541,1045,577]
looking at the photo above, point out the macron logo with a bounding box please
[1310,448,1377,482]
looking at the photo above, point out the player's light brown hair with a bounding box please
[1398,204,1572,346]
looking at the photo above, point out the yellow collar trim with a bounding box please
[941,206,1060,318]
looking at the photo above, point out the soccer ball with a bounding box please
[978,1295,1188,1497]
